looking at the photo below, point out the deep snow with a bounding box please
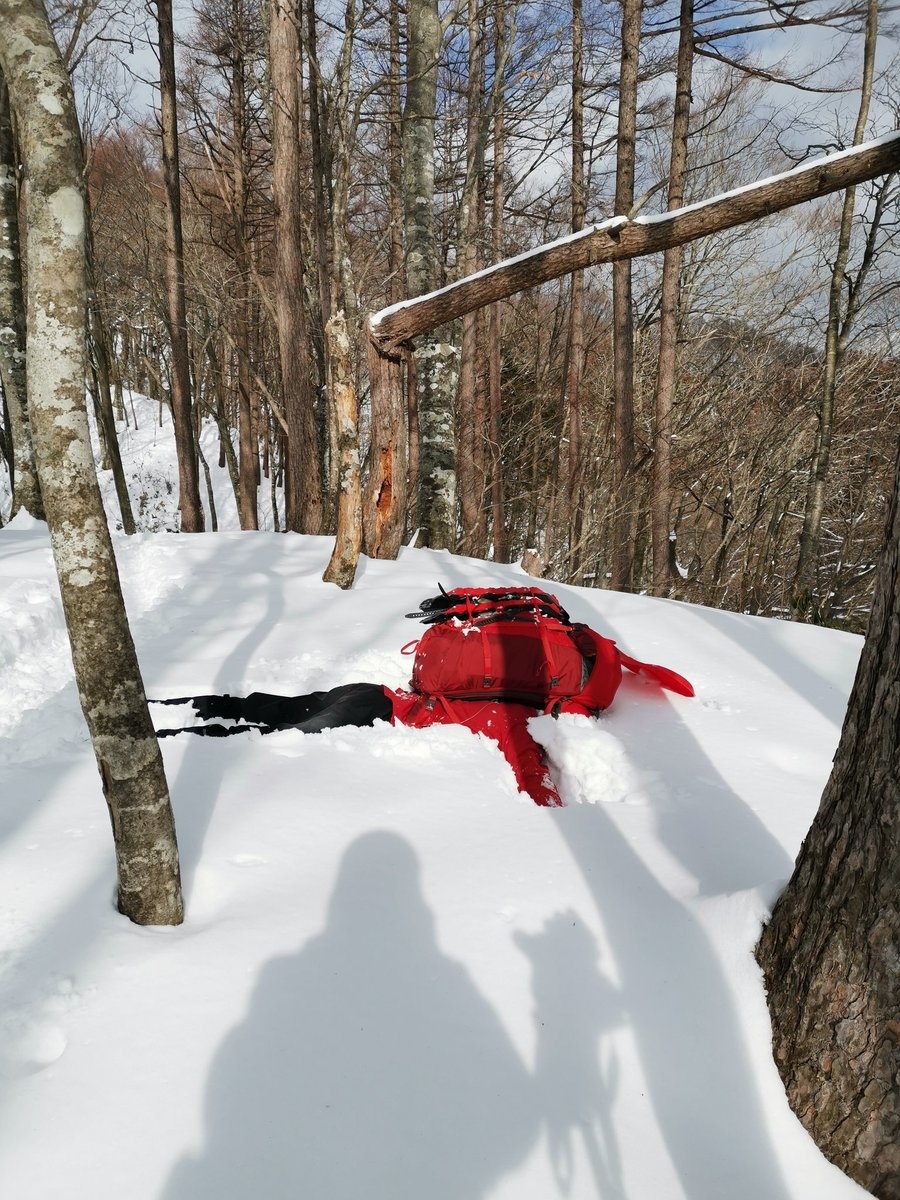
[0,397,871,1198]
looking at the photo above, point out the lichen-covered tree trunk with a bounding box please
[0,0,183,926]
[0,70,43,519]
[757,436,900,1198]
[404,0,456,549]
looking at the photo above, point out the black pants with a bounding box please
[153,682,393,737]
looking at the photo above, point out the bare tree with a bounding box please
[0,0,183,924]
[404,0,456,549]
[269,0,322,534]
[793,0,880,612]
[154,0,204,531]
[649,0,693,594]
[609,0,641,591]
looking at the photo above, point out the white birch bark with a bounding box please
[0,0,183,925]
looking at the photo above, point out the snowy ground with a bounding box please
[0,398,871,1198]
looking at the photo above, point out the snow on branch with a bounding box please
[369,130,900,353]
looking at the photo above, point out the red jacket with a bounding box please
[387,689,561,807]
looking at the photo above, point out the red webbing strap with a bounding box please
[535,618,561,691]
[479,625,494,687]
[619,652,695,697]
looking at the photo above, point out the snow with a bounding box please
[0,396,872,1198]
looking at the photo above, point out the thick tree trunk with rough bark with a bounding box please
[155,0,203,533]
[0,73,43,519]
[0,0,183,925]
[757,435,900,1199]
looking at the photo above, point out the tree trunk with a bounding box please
[270,0,322,534]
[487,0,507,562]
[0,71,43,519]
[610,0,641,592]
[0,0,183,925]
[793,0,878,613]
[155,0,204,532]
[564,0,585,576]
[756,433,900,1198]
[404,0,456,549]
[457,0,488,558]
[87,255,136,533]
[322,311,362,587]
[362,341,407,557]
[650,0,693,594]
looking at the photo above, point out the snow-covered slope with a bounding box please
[0,398,868,1198]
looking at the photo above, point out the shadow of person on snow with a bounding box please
[163,831,539,1200]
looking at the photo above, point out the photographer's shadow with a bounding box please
[164,831,539,1200]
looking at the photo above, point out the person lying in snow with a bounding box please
[154,682,563,807]
[153,586,693,808]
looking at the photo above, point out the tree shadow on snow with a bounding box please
[516,911,625,1199]
[162,831,540,1200]
[557,802,792,1200]
[158,537,286,900]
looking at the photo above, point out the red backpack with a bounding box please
[403,585,693,715]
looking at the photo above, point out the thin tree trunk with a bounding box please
[87,266,136,533]
[0,71,43,519]
[565,0,585,576]
[0,0,183,925]
[155,0,203,532]
[650,0,692,594]
[271,0,322,534]
[322,311,362,587]
[757,434,900,1199]
[793,0,878,612]
[487,0,507,561]
[404,0,456,549]
[305,0,333,330]
[387,0,405,307]
[610,0,641,591]
[457,0,488,557]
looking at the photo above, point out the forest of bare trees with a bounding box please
[1,0,897,630]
